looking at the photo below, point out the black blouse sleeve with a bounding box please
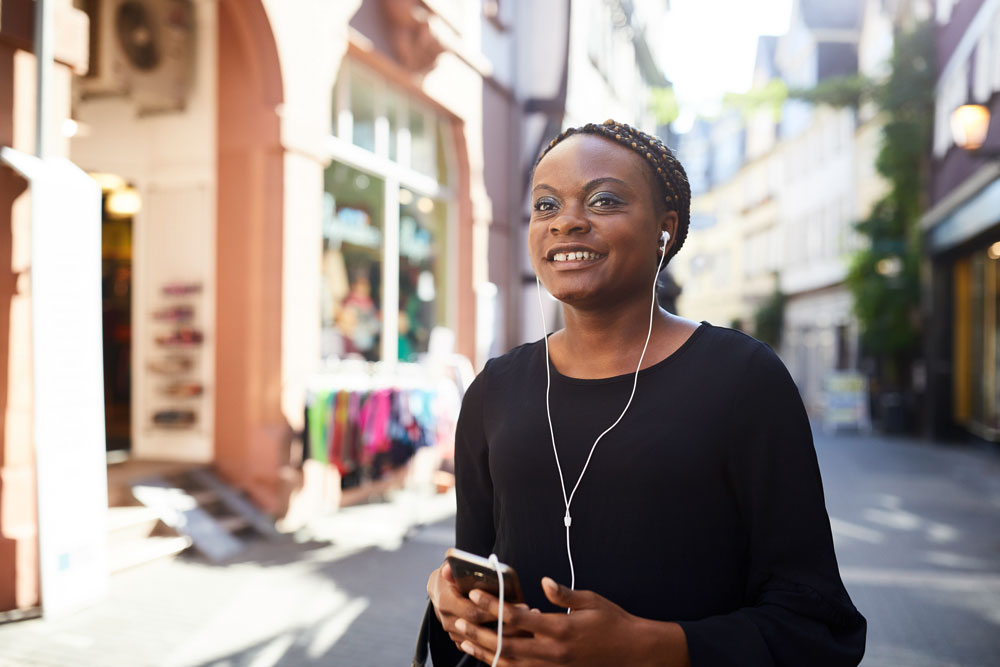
[454,361,496,556]
[429,363,495,667]
[677,344,866,666]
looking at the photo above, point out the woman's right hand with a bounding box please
[427,560,496,650]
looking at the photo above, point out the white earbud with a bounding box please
[661,230,671,243]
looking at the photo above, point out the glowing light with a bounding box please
[417,197,434,213]
[950,104,991,151]
[89,172,126,193]
[105,186,142,218]
[399,188,414,205]
[876,256,902,277]
[988,241,1000,260]
[62,119,79,137]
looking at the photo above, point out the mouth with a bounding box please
[546,247,607,264]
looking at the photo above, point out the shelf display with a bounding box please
[152,409,197,427]
[155,327,204,346]
[147,355,194,375]
[159,382,204,398]
[161,282,202,296]
[149,281,207,431]
[152,305,195,321]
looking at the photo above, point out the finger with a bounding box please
[542,576,598,610]
[459,639,513,666]
[439,586,498,627]
[470,589,568,638]
[442,561,455,582]
[460,625,566,664]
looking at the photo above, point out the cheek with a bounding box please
[527,224,544,269]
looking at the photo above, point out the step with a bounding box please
[216,515,249,533]
[107,505,162,548]
[108,535,193,573]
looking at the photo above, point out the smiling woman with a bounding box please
[424,120,866,667]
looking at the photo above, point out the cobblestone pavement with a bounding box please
[0,431,998,666]
[816,430,1000,667]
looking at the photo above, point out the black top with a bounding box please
[436,323,865,666]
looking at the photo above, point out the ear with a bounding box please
[658,210,680,255]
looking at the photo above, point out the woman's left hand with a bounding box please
[455,576,690,666]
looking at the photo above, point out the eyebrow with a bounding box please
[532,177,630,195]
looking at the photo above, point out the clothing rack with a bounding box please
[304,359,462,491]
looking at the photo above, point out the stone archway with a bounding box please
[215,0,286,513]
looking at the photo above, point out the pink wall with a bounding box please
[215,0,288,514]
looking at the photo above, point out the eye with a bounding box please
[589,192,623,208]
[533,197,558,213]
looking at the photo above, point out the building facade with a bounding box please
[923,0,1000,442]
[1,0,500,612]
[674,0,896,415]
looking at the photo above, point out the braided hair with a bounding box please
[533,119,691,263]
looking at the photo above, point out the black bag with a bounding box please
[412,600,479,667]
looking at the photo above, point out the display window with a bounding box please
[324,61,455,362]
[322,164,385,360]
[953,243,1000,438]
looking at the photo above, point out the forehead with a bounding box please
[533,133,652,191]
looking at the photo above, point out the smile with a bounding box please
[551,251,605,262]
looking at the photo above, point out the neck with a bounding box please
[555,291,669,377]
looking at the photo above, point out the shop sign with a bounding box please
[322,193,382,248]
[823,371,872,433]
[0,148,109,617]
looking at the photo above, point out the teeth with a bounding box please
[552,251,601,262]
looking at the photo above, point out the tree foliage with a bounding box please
[843,21,935,387]
[722,79,789,119]
[788,74,873,109]
[649,86,680,126]
[753,284,786,350]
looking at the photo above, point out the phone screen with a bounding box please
[446,550,525,604]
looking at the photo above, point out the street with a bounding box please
[0,430,998,666]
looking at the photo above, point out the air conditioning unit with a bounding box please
[81,0,195,114]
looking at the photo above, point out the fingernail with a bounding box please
[460,640,474,654]
[469,590,482,604]
[455,618,467,633]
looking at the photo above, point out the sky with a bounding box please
[656,0,794,131]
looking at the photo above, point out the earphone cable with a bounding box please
[488,553,504,667]
[535,242,668,603]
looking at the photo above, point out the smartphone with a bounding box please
[446,548,525,604]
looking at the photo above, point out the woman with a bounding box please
[426,120,866,666]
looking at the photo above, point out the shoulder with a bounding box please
[686,323,797,397]
[461,339,545,403]
[688,323,776,370]
[479,339,546,381]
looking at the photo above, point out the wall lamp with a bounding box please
[950,104,1000,159]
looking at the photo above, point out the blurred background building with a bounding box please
[923,0,1000,442]
[1,0,998,626]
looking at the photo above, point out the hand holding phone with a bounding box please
[445,547,525,605]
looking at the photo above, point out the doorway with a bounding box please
[99,176,135,453]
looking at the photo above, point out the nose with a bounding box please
[549,207,591,236]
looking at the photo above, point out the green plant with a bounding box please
[843,21,935,388]
[753,284,785,349]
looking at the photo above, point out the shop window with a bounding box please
[350,70,377,153]
[325,61,456,362]
[399,189,448,360]
[322,164,385,360]
[387,91,401,162]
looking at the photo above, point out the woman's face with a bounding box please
[529,133,676,308]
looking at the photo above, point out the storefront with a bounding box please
[323,60,457,364]
[923,0,1000,442]
[950,240,1000,439]
[1,0,493,612]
